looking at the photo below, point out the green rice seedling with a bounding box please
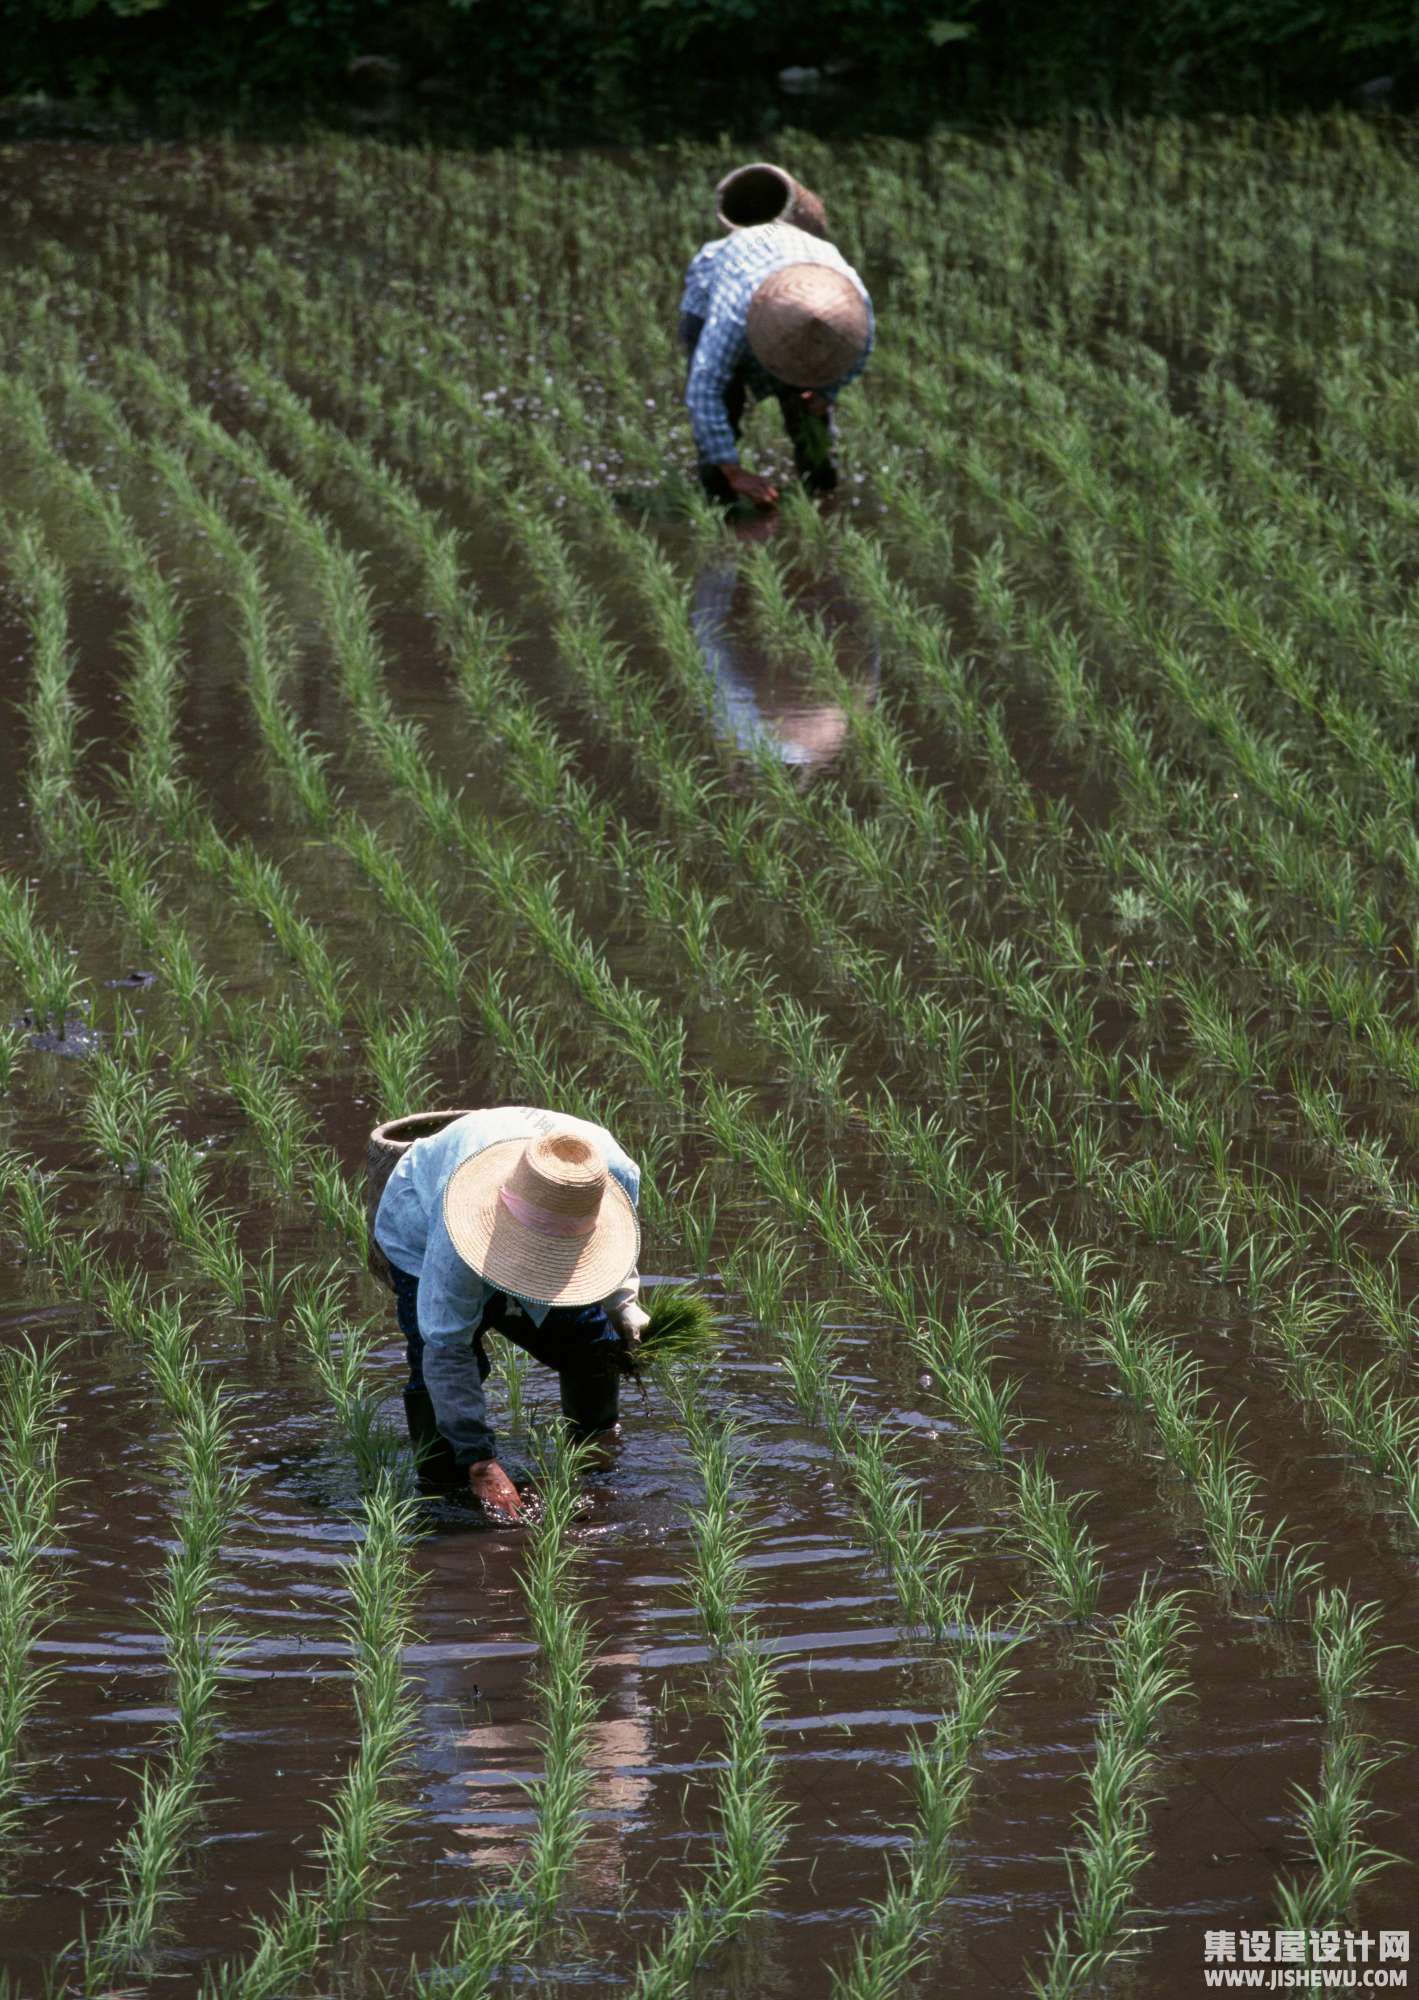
[150,926,219,1036]
[83,1047,179,1184]
[1274,1733,1400,1934]
[290,1274,398,1487]
[844,1423,969,1638]
[1312,1589,1389,1729]
[677,1181,718,1276]
[780,1298,836,1422]
[309,1149,368,1254]
[363,1007,437,1123]
[0,1338,67,1843]
[50,1225,100,1302]
[221,1049,313,1195]
[0,1025,27,1096]
[0,878,88,1036]
[1038,1231,1109,1321]
[249,1245,290,1323]
[1010,1456,1103,1622]
[961,1362,1026,1465]
[666,1385,752,1648]
[8,1165,60,1262]
[98,1265,151,1341]
[190,1214,250,1314]
[727,1241,796,1337]
[1344,1247,1417,1353]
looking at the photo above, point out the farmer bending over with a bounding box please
[680,220,874,509]
[374,1106,648,1521]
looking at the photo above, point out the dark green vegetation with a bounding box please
[0,116,1417,1995]
[3,0,1416,135]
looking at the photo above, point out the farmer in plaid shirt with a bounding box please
[680,217,874,509]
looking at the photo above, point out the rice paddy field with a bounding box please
[2,111,1419,1998]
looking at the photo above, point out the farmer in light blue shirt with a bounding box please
[680,219,874,509]
[374,1107,647,1521]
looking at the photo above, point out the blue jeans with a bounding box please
[390,1265,621,1456]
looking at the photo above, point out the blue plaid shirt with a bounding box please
[680,222,874,466]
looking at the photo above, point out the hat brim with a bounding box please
[745,264,869,388]
[442,1138,640,1308]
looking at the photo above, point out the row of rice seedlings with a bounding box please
[827,1638,1015,2000]
[410,1433,605,1995]
[0,453,700,1995]
[1274,1588,1400,1939]
[1,375,190,827]
[0,1337,68,1845]
[0,524,1343,1648]
[58,254,1367,1656]
[0,874,89,1038]
[2,793,430,1991]
[0,1150,237,1961]
[134,380,687,1107]
[200,1474,421,2000]
[735,1087,1318,1621]
[2,511,83,848]
[623,1373,788,2000]
[854,379,1411,1025]
[1260,1291,1419,1534]
[74,430,1031,1664]
[1041,373,1418,835]
[7,375,355,1064]
[949,394,1419,980]
[1028,1584,1192,1996]
[76,1291,247,1983]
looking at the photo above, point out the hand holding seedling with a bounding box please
[469,1459,523,1519]
[720,465,779,508]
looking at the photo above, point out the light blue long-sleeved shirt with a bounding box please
[374,1106,641,1463]
[680,221,874,465]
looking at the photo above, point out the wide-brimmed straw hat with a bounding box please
[746,265,869,389]
[443,1131,639,1308]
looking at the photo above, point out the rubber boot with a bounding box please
[403,1387,461,1489]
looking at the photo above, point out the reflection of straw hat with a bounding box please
[443,1132,639,1307]
[746,265,869,388]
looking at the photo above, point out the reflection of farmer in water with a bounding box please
[373,1108,648,1522]
[681,163,874,510]
[691,522,882,773]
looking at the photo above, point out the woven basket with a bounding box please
[365,1109,475,1287]
[715,162,828,239]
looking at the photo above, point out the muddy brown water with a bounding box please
[1,135,1418,1998]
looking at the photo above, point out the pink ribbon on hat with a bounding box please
[498,1185,598,1237]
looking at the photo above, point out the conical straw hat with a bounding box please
[746,264,869,389]
[443,1131,640,1308]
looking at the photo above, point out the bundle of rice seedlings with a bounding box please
[619,1287,721,1377]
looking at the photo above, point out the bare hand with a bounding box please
[721,464,779,508]
[469,1459,523,1519]
[612,1302,651,1344]
[798,390,830,418]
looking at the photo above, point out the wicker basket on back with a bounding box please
[365,1109,474,1287]
[715,161,829,239]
